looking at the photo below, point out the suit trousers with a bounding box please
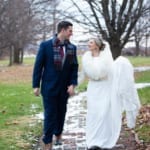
[42,93,67,144]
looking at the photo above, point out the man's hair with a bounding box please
[57,21,73,33]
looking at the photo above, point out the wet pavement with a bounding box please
[134,66,150,72]
[34,92,87,150]
[135,83,150,89]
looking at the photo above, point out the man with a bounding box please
[32,21,78,150]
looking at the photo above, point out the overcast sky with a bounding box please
[58,0,92,44]
[59,0,149,47]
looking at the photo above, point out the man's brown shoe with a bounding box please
[43,143,52,150]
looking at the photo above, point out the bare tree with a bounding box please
[0,0,62,65]
[0,0,36,64]
[0,0,9,55]
[63,0,150,59]
[133,15,150,56]
[32,0,61,41]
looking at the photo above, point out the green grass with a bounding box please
[128,56,150,67]
[136,125,150,143]
[0,58,9,66]
[23,57,35,65]
[138,87,150,105]
[135,88,150,143]
[0,83,42,124]
[76,80,88,92]
[0,57,35,66]
[0,83,42,150]
[135,71,150,83]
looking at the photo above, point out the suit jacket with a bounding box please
[32,37,78,97]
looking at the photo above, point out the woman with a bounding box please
[80,38,140,149]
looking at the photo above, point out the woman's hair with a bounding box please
[57,21,73,33]
[92,38,105,51]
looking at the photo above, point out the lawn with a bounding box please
[0,57,35,66]
[0,62,42,150]
[128,56,150,66]
[135,70,150,83]
[0,56,149,149]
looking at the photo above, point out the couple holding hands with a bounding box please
[32,21,140,150]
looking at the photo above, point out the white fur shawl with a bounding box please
[82,48,113,81]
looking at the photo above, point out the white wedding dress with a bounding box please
[80,46,141,149]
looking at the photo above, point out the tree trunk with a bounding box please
[111,47,121,60]
[145,34,148,56]
[13,48,20,64]
[9,45,14,66]
[20,48,24,64]
[135,41,140,56]
[109,40,122,60]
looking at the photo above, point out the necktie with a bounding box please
[60,45,64,59]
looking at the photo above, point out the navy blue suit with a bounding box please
[32,36,78,144]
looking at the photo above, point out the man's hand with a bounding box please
[67,85,75,96]
[33,88,40,96]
